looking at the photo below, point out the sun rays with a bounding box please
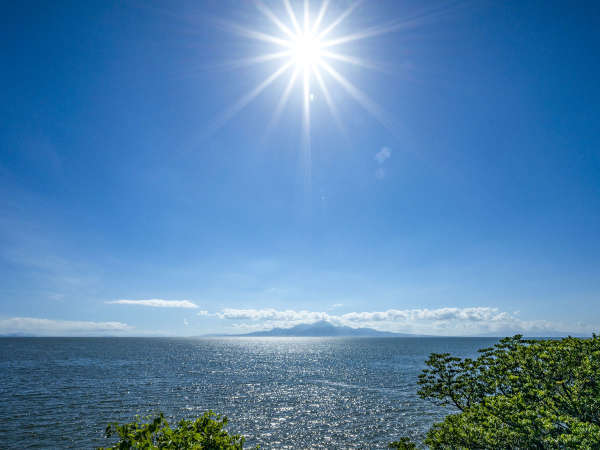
[209,0,406,158]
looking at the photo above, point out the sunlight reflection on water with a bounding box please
[0,337,496,448]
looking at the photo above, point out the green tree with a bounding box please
[416,335,600,449]
[100,411,248,449]
[388,437,418,449]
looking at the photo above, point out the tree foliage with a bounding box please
[417,335,600,449]
[388,437,418,449]
[100,411,247,450]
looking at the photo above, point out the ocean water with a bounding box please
[0,337,498,448]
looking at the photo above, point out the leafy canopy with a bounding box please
[417,335,600,449]
[100,410,247,450]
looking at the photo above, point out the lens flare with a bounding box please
[209,0,415,150]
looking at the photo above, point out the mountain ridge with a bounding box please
[227,320,417,337]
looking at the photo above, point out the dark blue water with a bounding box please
[0,337,497,448]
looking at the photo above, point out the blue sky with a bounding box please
[1,0,599,336]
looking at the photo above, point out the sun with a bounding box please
[292,31,322,68]
[208,0,403,150]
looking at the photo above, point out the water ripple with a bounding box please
[0,337,496,449]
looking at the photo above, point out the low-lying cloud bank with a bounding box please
[0,317,131,336]
[107,299,198,308]
[211,307,593,336]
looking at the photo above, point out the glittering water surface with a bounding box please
[0,337,498,448]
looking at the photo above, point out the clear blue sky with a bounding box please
[1,0,599,336]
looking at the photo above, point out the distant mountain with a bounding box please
[234,320,415,337]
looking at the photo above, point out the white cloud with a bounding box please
[107,299,198,308]
[197,310,210,316]
[375,146,391,164]
[0,317,131,336]
[217,308,329,322]
[339,307,511,323]
[183,318,189,326]
[210,307,594,336]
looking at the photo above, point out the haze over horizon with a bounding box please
[1,0,599,337]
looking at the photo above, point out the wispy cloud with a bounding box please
[0,317,131,336]
[374,146,391,164]
[107,299,198,308]
[374,146,391,179]
[0,217,101,295]
[210,306,594,336]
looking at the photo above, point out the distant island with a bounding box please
[226,320,417,337]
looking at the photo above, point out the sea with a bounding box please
[0,337,498,448]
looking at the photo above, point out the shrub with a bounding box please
[389,436,418,449]
[100,410,247,449]
[416,335,600,448]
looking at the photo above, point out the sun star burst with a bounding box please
[208,0,405,159]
